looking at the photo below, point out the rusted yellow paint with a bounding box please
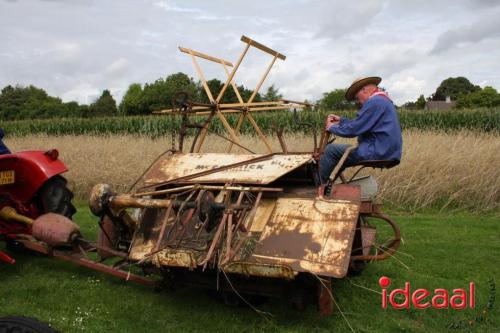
[128,241,155,261]
[127,193,359,279]
[251,198,360,278]
[248,198,276,232]
[143,153,312,185]
[223,262,297,280]
[152,250,197,269]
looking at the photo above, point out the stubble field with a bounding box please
[5,129,499,212]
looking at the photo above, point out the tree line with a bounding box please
[0,73,283,120]
[402,77,500,109]
[1,74,498,120]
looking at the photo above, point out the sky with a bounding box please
[1,0,499,105]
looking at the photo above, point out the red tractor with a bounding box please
[0,148,76,264]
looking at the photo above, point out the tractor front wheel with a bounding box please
[37,175,76,219]
[0,316,59,333]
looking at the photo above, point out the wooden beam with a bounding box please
[188,51,215,103]
[246,105,301,112]
[241,35,286,60]
[226,112,246,153]
[194,122,211,153]
[219,101,282,107]
[248,55,277,103]
[222,64,244,104]
[216,42,251,103]
[215,109,241,145]
[179,46,233,67]
[156,104,306,116]
[246,113,273,153]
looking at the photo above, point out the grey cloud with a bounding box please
[314,1,384,39]
[431,11,500,54]
[0,0,499,106]
[469,0,500,8]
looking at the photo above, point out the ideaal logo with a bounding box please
[379,277,496,330]
[379,276,475,309]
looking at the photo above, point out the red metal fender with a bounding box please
[0,150,68,204]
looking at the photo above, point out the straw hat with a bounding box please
[345,76,382,101]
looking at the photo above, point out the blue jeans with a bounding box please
[319,143,361,184]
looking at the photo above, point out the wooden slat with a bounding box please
[280,99,314,106]
[219,101,282,107]
[194,123,210,153]
[188,52,215,102]
[155,103,307,116]
[222,64,244,104]
[216,43,251,103]
[246,113,273,153]
[247,105,301,112]
[241,35,286,60]
[248,55,277,103]
[226,112,246,153]
[216,109,241,145]
[179,46,233,67]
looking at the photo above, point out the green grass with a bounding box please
[1,205,499,332]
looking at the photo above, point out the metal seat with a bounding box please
[345,159,399,183]
[352,160,399,169]
[327,146,400,184]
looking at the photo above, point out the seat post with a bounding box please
[328,146,356,183]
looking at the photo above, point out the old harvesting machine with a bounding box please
[0,36,401,315]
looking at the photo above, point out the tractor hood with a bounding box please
[141,153,313,186]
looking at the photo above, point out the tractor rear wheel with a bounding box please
[37,175,76,219]
[0,316,59,333]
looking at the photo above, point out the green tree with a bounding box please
[432,77,480,101]
[455,86,500,108]
[199,78,224,104]
[415,94,426,109]
[263,84,283,101]
[317,89,355,111]
[119,83,145,115]
[141,73,198,112]
[0,84,83,120]
[87,90,118,117]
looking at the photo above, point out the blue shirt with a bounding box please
[0,128,11,155]
[328,95,402,162]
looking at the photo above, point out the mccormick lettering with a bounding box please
[379,276,475,310]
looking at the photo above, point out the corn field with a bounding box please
[2,108,499,137]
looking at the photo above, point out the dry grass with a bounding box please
[6,130,500,212]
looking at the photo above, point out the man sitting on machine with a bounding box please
[319,76,403,188]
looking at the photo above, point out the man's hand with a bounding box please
[325,114,340,131]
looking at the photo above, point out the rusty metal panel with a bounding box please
[129,240,155,261]
[361,225,377,257]
[128,208,166,261]
[152,250,197,269]
[143,153,312,185]
[330,184,361,201]
[224,262,296,279]
[251,198,360,278]
[249,198,276,232]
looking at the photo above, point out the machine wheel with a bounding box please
[37,176,76,219]
[0,316,59,333]
[347,260,366,276]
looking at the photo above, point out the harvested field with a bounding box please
[6,130,500,212]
